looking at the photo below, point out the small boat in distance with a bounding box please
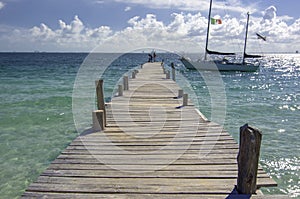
[180,0,262,72]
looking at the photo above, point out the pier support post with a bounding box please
[95,79,106,126]
[118,85,123,96]
[123,76,129,90]
[92,110,105,131]
[132,71,136,79]
[237,124,262,194]
[171,63,176,81]
[166,71,170,79]
[183,93,188,106]
[178,89,183,98]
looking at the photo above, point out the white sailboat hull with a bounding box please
[180,57,259,72]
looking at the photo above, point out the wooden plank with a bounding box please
[47,163,238,171]
[22,192,290,199]
[40,169,270,179]
[26,178,237,194]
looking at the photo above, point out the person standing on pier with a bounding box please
[153,51,157,62]
[148,53,153,62]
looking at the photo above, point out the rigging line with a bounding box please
[221,0,242,54]
[257,40,264,57]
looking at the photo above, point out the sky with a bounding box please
[0,0,300,53]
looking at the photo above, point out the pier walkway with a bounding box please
[22,62,278,198]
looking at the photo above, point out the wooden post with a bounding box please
[178,89,183,98]
[171,63,176,81]
[118,84,123,96]
[183,93,188,106]
[166,71,170,79]
[123,76,129,90]
[95,79,106,126]
[237,124,262,194]
[132,71,136,79]
[92,110,104,131]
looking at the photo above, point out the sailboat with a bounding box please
[180,0,261,72]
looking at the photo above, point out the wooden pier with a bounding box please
[22,62,279,198]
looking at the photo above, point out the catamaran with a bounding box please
[180,0,262,72]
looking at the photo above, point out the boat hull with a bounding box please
[180,57,259,72]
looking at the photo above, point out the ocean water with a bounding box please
[0,52,299,198]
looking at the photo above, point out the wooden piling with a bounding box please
[92,110,104,131]
[123,76,129,90]
[171,63,176,81]
[132,71,136,79]
[237,124,262,194]
[95,79,106,126]
[118,85,123,96]
[183,93,188,106]
[178,89,183,98]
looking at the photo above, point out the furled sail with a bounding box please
[206,48,235,55]
[244,53,263,58]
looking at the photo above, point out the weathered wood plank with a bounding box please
[22,192,290,199]
[41,169,270,179]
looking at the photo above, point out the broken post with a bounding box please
[183,93,188,106]
[237,124,262,194]
[92,110,104,131]
[95,79,106,126]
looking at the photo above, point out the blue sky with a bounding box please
[0,0,299,52]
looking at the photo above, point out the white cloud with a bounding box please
[289,19,300,34]
[19,15,113,51]
[1,6,300,53]
[94,0,104,4]
[258,6,299,46]
[114,0,254,13]
[124,6,131,12]
[0,1,5,10]
[263,6,277,21]
[59,15,84,34]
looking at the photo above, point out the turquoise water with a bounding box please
[0,52,299,198]
[181,54,300,197]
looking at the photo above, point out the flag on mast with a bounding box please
[256,33,266,41]
[211,17,222,25]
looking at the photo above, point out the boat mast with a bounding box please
[205,0,213,61]
[242,12,250,65]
